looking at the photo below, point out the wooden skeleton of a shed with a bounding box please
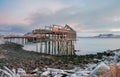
[4,24,76,55]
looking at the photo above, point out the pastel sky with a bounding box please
[0,0,120,36]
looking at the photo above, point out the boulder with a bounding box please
[90,62,111,77]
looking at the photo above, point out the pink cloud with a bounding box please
[0,15,31,25]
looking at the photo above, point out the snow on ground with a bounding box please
[40,49,120,77]
[69,50,120,77]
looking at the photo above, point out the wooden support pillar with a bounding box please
[71,41,74,55]
[40,42,42,53]
[23,38,26,44]
[52,40,54,55]
[54,34,56,55]
[64,41,67,55]
[24,38,27,44]
[51,34,54,55]
[66,41,69,55]
[38,43,40,52]
[67,42,70,55]
[61,34,64,55]
[54,41,56,55]
[57,34,59,55]
[48,41,50,54]
[45,41,47,54]
[63,34,66,55]
[62,40,65,55]
[70,41,72,55]
[59,40,62,55]
[36,43,38,52]
[47,41,48,54]
[23,38,25,44]
[57,41,60,55]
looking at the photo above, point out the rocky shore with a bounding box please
[0,42,118,73]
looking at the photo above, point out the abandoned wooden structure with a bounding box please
[4,24,76,55]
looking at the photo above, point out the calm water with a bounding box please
[75,38,120,55]
[1,37,120,55]
[23,38,120,55]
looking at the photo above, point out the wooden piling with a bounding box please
[4,24,76,55]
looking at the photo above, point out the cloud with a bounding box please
[25,0,120,33]
[0,14,32,26]
[0,0,120,34]
[0,24,29,34]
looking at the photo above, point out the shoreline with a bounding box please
[0,43,119,73]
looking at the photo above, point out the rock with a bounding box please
[20,74,38,77]
[54,74,63,77]
[41,71,50,77]
[110,62,120,77]
[90,62,111,77]
[31,67,39,74]
[17,68,26,75]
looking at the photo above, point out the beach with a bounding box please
[0,42,120,77]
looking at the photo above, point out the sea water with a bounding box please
[22,38,120,55]
[75,38,120,55]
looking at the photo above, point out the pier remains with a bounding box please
[4,24,76,55]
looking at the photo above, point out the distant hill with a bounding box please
[94,34,120,38]
[78,34,120,38]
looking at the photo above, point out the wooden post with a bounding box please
[36,43,38,52]
[40,42,42,53]
[57,40,60,55]
[54,41,56,55]
[70,41,72,55]
[45,41,47,54]
[71,41,74,55]
[54,34,56,55]
[66,41,69,55]
[39,43,41,53]
[48,41,50,54]
[59,40,62,55]
[52,40,54,55]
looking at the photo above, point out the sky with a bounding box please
[0,0,120,36]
